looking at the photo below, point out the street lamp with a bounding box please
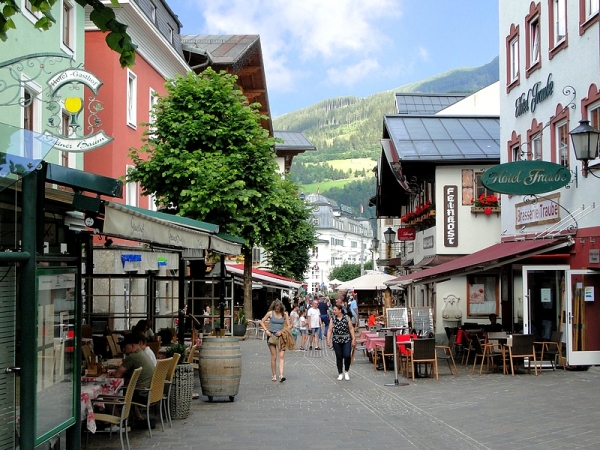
[384,227,395,259]
[370,237,379,271]
[570,119,600,178]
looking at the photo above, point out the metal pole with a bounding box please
[360,227,364,276]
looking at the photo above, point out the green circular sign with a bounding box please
[482,160,571,195]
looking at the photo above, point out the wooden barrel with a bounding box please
[198,336,242,401]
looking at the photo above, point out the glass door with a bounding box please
[0,265,17,450]
[566,270,600,366]
[521,266,568,338]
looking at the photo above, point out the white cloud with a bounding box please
[194,0,402,92]
[326,58,380,87]
[418,46,430,62]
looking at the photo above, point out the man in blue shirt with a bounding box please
[349,295,359,327]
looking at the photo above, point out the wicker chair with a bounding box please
[162,353,181,428]
[509,334,538,376]
[374,335,397,373]
[132,357,172,437]
[89,367,142,450]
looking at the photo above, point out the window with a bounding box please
[531,133,543,160]
[467,275,499,317]
[252,247,261,264]
[148,88,158,137]
[474,172,495,199]
[512,144,521,162]
[507,130,522,162]
[22,81,43,158]
[580,0,600,34]
[168,25,174,44]
[150,2,157,22]
[126,70,137,128]
[530,18,540,65]
[61,0,74,52]
[23,90,34,131]
[556,122,569,167]
[525,3,542,77]
[549,0,567,58]
[330,257,335,266]
[22,0,42,24]
[148,193,158,211]
[125,165,138,207]
[589,103,600,156]
[60,111,71,167]
[506,24,520,91]
[351,241,357,248]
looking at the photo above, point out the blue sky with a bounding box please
[168,1,499,117]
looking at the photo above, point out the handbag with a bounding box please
[268,335,279,345]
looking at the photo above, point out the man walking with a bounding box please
[349,295,359,328]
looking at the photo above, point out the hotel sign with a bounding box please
[443,185,458,247]
[482,160,571,195]
[397,227,416,241]
[45,68,113,152]
[515,73,554,117]
[515,193,561,228]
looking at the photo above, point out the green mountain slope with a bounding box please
[274,56,499,217]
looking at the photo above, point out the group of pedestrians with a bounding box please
[259,292,359,382]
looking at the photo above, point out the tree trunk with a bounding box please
[243,247,253,320]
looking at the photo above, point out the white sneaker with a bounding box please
[337,374,343,381]
[344,372,350,380]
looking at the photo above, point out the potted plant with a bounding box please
[166,342,194,420]
[471,193,501,216]
[233,308,248,338]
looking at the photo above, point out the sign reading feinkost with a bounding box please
[482,160,571,195]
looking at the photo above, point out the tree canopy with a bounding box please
[128,69,315,316]
[1,0,136,67]
[329,262,373,282]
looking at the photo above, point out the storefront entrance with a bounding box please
[566,270,600,365]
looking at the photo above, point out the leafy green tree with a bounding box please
[128,69,313,318]
[329,261,373,282]
[1,0,136,67]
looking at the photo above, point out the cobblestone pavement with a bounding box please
[86,336,600,449]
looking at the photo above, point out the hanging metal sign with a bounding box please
[482,160,571,195]
[44,68,113,152]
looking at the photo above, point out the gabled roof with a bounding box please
[182,35,272,135]
[395,93,467,115]
[383,115,500,163]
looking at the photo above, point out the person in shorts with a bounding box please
[307,299,322,350]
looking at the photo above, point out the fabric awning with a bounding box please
[102,202,242,254]
[226,264,302,289]
[388,238,572,286]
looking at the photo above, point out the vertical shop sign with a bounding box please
[444,185,458,247]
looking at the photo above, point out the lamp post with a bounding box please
[570,119,600,178]
[384,227,395,260]
[370,237,379,271]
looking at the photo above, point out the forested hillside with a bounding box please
[275,57,499,217]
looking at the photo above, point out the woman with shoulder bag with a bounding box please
[260,299,290,382]
[326,303,356,381]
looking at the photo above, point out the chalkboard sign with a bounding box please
[410,307,433,336]
[386,308,408,329]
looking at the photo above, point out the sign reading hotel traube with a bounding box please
[481,160,571,195]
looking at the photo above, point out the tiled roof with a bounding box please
[274,131,317,151]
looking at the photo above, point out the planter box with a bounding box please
[470,206,501,216]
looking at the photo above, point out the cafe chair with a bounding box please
[148,341,161,357]
[471,336,504,375]
[82,344,93,367]
[508,334,538,376]
[162,353,181,428]
[89,367,142,450]
[408,338,438,381]
[535,331,565,371]
[374,334,397,372]
[436,334,459,376]
[132,357,172,437]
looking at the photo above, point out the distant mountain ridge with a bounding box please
[273,56,499,164]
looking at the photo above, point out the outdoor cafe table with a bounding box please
[81,377,124,433]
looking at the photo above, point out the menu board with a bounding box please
[386,308,408,329]
[410,307,433,336]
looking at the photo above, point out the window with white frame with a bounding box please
[512,144,522,162]
[553,0,566,44]
[531,133,542,160]
[556,121,569,167]
[351,241,357,248]
[61,0,75,52]
[509,37,519,83]
[22,81,43,159]
[529,17,540,65]
[252,247,261,264]
[148,192,158,211]
[586,0,599,18]
[148,88,158,136]
[168,24,174,44]
[126,70,137,128]
[22,0,42,24]
[125,165,138,207]
[150,2,157,22]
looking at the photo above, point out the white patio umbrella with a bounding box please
[328,279,343,286]
[336,271,396,291]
